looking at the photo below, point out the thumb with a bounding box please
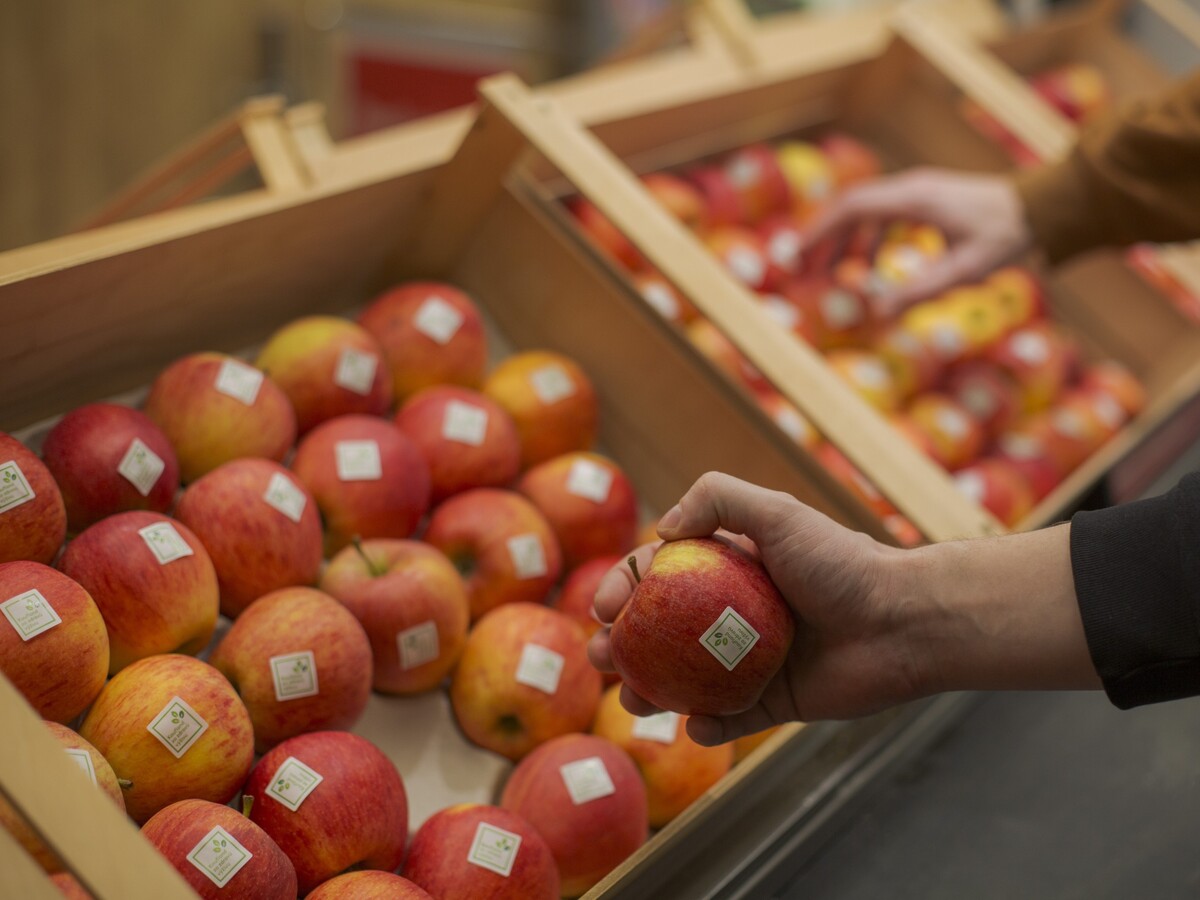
[657,472,794,548]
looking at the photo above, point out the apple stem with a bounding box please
[627,556,641,584]
[351,535,385,578]
[242,795,254,818]
[118,778,133,790]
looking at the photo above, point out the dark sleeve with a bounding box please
[1071,472,1200,708]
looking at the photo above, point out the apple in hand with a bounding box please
[209,586,373,752]
[255,315,393,435]
[423,488,563,621]
[319,539,469,695]
[57,511,219,674]
[0,433,67,565]
[142,352,297,483]
[175,458,323,619]
[516,452,639,570]
[40,402,180,532]
[500,733,649,897]
[141,798,297,900]
[290,414,432,557]
[244,730,408,896]
[608,536,794,716]
[308,871,433,899]
[395,385,522,504]
[0,561,108,723]
[79,654,255,824]
[403,803,559,900]
[450,602,602,761]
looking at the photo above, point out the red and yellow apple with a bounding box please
[895,392,985,471]
[308,871,433,899]
[641,171,707,232]
[952,457,1036,527]
[0,433,67,565]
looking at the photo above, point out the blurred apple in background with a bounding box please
[40,403,179,532]
[1080,360,1146,418]
[995,429,1065,502]
[320,539,469,695]
[57,511,218,674]
[0,561,108,723]
[874,326,942,400]
[245,730,408,896]
[943,359,1023,439]
[630,270,699,326]
[500,733,648,897]
[307,871,433,899]
[424,488,562,621]
[254,315,393,435]
[686,165,743,228]
[483,350,599,470]
[826,349,901,413]
[0,433,67,565]
[953,457,1036,527]
[289,414,431,556]
[568,195,646,271]
[985,319,1079,415]
[938,287,1012,357]
[141,798,297,900]
[209,586,373,752]
[703,226,783,293]
[985,266,1047,328]
[450,602,601,761]
[396,385,521,504]
[758,214,806,277]
[403,803,559,900]
[775,140,834,210]
[357,281,489,402]
[819,132,882,187]
[686,317,771,396]
[787,275,875,350]
[641,171,707,232]
[142,352,296,483]
[722,143,791,224]
[755,389,823,452]
[79,654,255,824]
[896,392,985,471]
[592,684,733,828]
[175,458,323,619]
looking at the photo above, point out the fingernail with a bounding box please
[658,505,681,533]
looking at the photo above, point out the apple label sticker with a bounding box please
[397,620,440,671]
[147,696,209,759]
[213,359,264,406]
[138,522,195,565]
[467,822,522,877]
[934,406,970,440]
[727,247,765,287]
[1011,330,1050,365]
[768,230,801,269]
[266,757,324,812]
[63,748,98,786]
[332,347,379,396]
[186,826,254,889]
[929,324,965,360]
[442,400,489,447]
[821,290,862,330]
[773,407,812,445]
[953,470,986,504]
[507,534,548,580]
[116,438,166,497]
[631,711,680,745]
[854,359,890,390]
[761,294,800,330]
[565,458,613,504]
[559,756,616,805]
[262,472,307,523]
[726,154,761,188]
[960,383,997,418]
[640,282,680,320]
[414,296,464,345]
[269,651,319,701]
[1,589,63,641]
[699,606,761,672]
[335,440,382,481]
[515,643,564,695]
[0,460,35,514]
[529,365,575,405]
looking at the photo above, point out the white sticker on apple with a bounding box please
[266,756,324,812]
[773,407,812,445]
[559,756,617,805]
[213,359,264,406]
[270,650,319,701]
[726,247,765,287]
[397,620,440,671]
[954,470,986,504]
[1011,331,1050,365]
[934,406,970,440]
[820,289,862,330]
[116,438,166,497]
[529,365,576,405]
[854,359,890,390]
[507,533,548,580]
[414,296,464,345]
[332,347,379,396]
[138,522,195,565]
[262,472,307,523]
[147,696,209,759]
[641,282,680,320]
[187,825,254,889]
[63,748,98,786]
[959,383,997,418]
[767,231,801,270]
[442,400,489,447]
[1,589,63,641]
[565,458,613,504]
[699,606,761,672]
[335,440,382,481]
[631,711,680,745]
[762,294,801,330]
[467,822,522,877]
[0,460,36,515]
[515,643,564,695]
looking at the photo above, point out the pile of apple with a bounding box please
[0,282,749,898]
[569,132,1146,530]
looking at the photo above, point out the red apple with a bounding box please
[500,733,648,897]
[994,429,1065,502]
[1080,360,1146,418]
[254,315,393,435]
[985,319,1079,415]
[319,539,469,695]
[641,171,707,232]
[79,654,255,824]
[568,196,646,271]
[825,349,901,412]
[703,226,783,292]
[685,317,771,395]
[450,602,602,761]
[357,281,489,402]
[874,325,942,400]
[592,683,733,828]
[482,350,599,470]
[758,214,806,276]
[686,165,743,228]
[787,275,875,350]
[40,403,180,532]
[0,561,108,723]
[57,511,218,674]
[952,457,1036,527]
[395,385,521,504]
[896,392,985,471]
[244,730,408,896]
[818,132,882,187]
[609,536,794,716]
[308,871,433,899]
[423,488,563,621]
[0,433,67,565]
[209,586,373,752]
[142,352,297,484]
[943,359,1023,437]
[290,414,431,555]
[141,798,297,900]
[516,452,639,570]
[403,803,559,900]
[175,458,323,619]
[630,270,699,326]
[552,554,622,639]
[722,143,791,224]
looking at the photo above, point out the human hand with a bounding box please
[803,168,1034,317]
